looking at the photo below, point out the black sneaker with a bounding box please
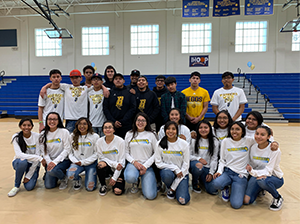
[167,189,175,199]
[192,184,201,194]
[99,185,107,196]
[73,179,81,190]
[269,195,283,211]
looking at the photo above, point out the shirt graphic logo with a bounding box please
[116,96,124,110]
[162,150,183,156]
[79,142,92,147]
[46,138,61,144]
[90,94,103,108]
[27,144,36,150]
[227,147,248,152]
[252,156,269,163]
[70,87,84,102]
[48,93,63,108]
[130,139,150,144]
[220,93,237,107]
[103,149,119,155]
[138,99,146,112]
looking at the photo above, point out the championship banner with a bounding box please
[245,0,273,15]
[189,55,209,67]
[213,0,240,17]
[182,0,210,18]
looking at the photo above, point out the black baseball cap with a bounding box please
[130,69,140,76]
[113,73,124,80]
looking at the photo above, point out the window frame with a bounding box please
[35,28,62,57]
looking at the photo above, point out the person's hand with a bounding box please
[97,161,107,169]
[176,172,183,178]
[115,121,122,128]
[257,175,267,180]
[191,131,197,139]
[206,174,213,182]
[109,178,116,186]
[199,158,207,165]
[246,164,252,172]
[116,163,123,171]
[130,89,136,94]
[139,165,147,175]
[179,134,186,140]
[39,123,45,133]
[23,178,30,183]
[47,162,56,171]
[213,172,221,179]
[41,159,46,167]
[40,87,47,99]
[103,87,110,98]
[75,162,82,166]
[133,161,143,170]
[270,141,279,151]
[196,162,203,170]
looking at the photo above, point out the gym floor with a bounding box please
[0,118,299,224]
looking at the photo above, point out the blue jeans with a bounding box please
[92,127,104,137]
[12,159,40,190]
[124,163,157,200]
[67,161,97,191]
[65,120,77,133]
[160,169,190,205]
[44,159,71,189]
[189,161,218,195]
[245,175,284,203]
[213,167,248,209]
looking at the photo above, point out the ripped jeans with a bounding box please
[67,160,97,191]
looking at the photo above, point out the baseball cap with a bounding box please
[91,73,102,80]
[113,73,124,80]
[70,69,82,77]
[130,69,140,76]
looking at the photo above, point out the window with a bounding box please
[235,21,267,52]
[292,32,300,51]
[182,23,212,53]
[131,25,159,55]
[35,29,62,57]
[82,27,109,56]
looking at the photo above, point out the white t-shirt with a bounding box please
[40,128,71,165]
[60,84,90,120]
[242,121,274,142]
[125,131,157,169]
[96,135,125,181]
[217,137,255,177]
[38,88,64,123]
[158,124,191,145]
[69,133,99,166]
[155,138,190,190]
[212,127,228,142]
[88,89,105,127]
[210,86,248,121]
[249,143,283,178]
[12,132,43,179]
[190,138,220,175]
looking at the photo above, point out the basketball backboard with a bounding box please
[280,20,300,32]
[44,28,73,39]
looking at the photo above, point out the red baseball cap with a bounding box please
[70,69,82,77]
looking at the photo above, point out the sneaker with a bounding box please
[131,179,140,194]
[99,185,107,196]
[167,189,175,199]
[221,187,230,202]
[73,179,81,190]
[192,184,202,194]
[8,187,20,197]
[59,176,68,190]
[269,195,283,211]
[157,181,162,192]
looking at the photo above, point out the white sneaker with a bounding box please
[59,176,68,190]
[8,187,19,197]
[131,183,139,194]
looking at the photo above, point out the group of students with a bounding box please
[9,108,284,211]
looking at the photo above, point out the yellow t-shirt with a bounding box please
[182,87,210,118]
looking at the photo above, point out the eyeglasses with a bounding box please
[246,117,257,121]
[48,118,58,121]
[217,117,228,120]
[103,126,114,130]
[137,119,146,123]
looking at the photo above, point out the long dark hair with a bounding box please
[227,121,246,139]
[213,110,233,130]
[39,112,64,154]
[194,120,216,156]
[245,111,264,127]
[72,117,94,151]
[11,118,34,153]
[159,121,178,150]
[168,108,183,124]
[129,112,157,145]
